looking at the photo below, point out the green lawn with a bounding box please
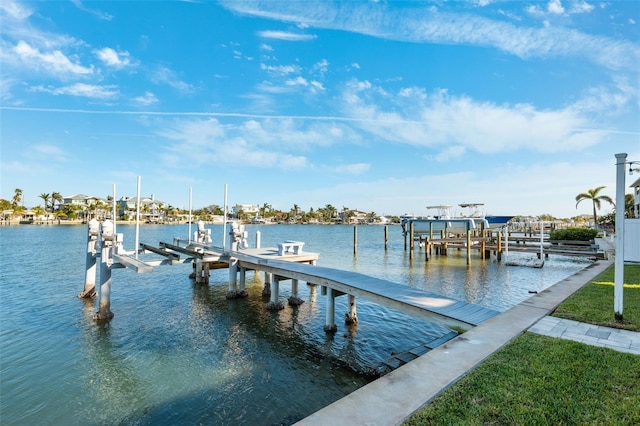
[405,263,640,425]
[553,264,640,331]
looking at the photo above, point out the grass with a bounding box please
[405,263,640,425]
[553,264,640,331]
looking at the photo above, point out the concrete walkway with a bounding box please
[296,258,638,426]
[529,316,640,355]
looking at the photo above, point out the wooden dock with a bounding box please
[407,230,605,261]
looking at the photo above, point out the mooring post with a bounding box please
[227,258,238,298]
[94,220,115,321]
[324,288,337,332]
[353,226,358,256]
[238,266,247,296]
[409,222,414,260]
[480,228,487,259]
[79,218,100,298]
[384,225,388,250]
[262,271,272,296]
[195,259,205,284]
[266,275,284,310]
[288,278,304,306]
[344,294,358,324]
[466,225,471,265]
[256,231,261,249]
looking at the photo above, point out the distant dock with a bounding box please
[403,220,605,263]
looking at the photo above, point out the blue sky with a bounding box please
[1,0,639,218]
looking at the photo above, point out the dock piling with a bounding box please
[94,220,115,321]
[324,289,338,333]
[266,276,285,310]
[344,294,358,324]
[79,219,100,299]
[288,278,304,306]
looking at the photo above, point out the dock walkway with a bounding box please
[235,254,499,331]
[157,243,500,332]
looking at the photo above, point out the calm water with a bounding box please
[0,224,592,425]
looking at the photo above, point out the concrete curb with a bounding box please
[296,259,614,426]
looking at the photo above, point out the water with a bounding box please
[0,224,592,425]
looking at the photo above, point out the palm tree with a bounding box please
[39,193,51,212]
[260,203,271,218]
[575,186,614,228]
[51,192,63,212]
[12,188,23,208]
[324,204,336,222]
[625,193,635,218]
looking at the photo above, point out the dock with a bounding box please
[79,219,499,335]
[404,221,605,263]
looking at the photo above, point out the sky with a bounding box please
[1,0,639,219]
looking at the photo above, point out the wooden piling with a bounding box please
[384,225,388,251]
[354,226,357,256]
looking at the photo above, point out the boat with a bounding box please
[251,215,267,224]
[401,205,482,236]
[458,203,515,229]
[401,204,514,236]
[485,215,516,228]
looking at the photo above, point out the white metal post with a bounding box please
[223,184,228,253]
[135,176,141,259]
[614,153,627,320]
[112,184,117,237]
[540,221,544,260]
[188,187,193,244]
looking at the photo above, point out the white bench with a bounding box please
[277,240,304,255]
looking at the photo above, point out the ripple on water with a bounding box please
[0,224,591,425]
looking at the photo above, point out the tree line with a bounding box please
[1,186,636,225]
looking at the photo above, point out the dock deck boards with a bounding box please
[227,250,499,331]
[123,243,499,331]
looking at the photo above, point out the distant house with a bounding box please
[340,209,370,224]
[117,195,165,222]
[61,194,109,219]
[232,204,260,217]
[62,194,106,208]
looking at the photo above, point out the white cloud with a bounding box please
[338,79,620,154]
[71,0,113,21]
[0,0,33,20]
[285,76,309,87]
[257,30,316,41]
[547,0,565,15]
[32,83,118,99]
[12,41,94,77]
[95,47,135,69]
[260,63,301,76]
[132,91,158,106]
[153,115,361,172]
[222,2,639,71]
[569,1,595,14]
[151,66,194,93]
